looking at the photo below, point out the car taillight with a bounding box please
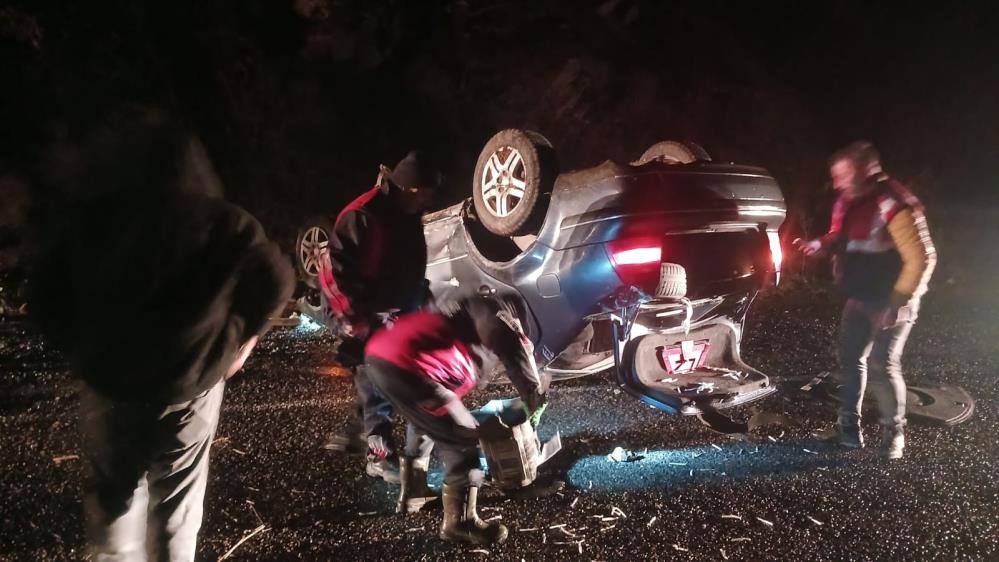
[607,238,662,288]
[766,231,782,272]
[612,246,661,265]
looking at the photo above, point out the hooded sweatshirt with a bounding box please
[30,120,293,403]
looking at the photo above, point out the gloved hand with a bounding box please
[523,391,548,426]
[527,402,548,428]
[366,435,392,461]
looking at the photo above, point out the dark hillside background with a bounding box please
[1,0,996,300]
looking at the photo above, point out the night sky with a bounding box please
[2,1,997,239]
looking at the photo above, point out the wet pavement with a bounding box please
[2,214,999,561]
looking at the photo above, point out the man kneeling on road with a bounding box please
[365,295,549,545]
[796,141,936,459]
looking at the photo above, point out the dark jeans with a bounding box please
[336,331,395,451]
[352,364,395,446]
[366,357,483,487]
[837,298,918,432]
[80,380,224,562]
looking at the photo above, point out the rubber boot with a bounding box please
[397,456,440,513]
[439,485,508,545]
[881,427,904,460]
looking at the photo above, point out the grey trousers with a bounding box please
[837,299,917,432]
[80,381,225,562]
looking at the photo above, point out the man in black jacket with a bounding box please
[319,151,439,482]
[29,109,294,561]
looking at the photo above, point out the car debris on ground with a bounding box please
[606,446,645,463]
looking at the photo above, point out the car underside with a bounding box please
[298,131,787,415]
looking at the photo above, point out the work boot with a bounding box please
[881,428,905,460]
[814,423,864,449]
[397,456,440,513]
[439,484,508,545]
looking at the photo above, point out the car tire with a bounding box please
[472,129,558,237]
[633,140,711,165]
[655,263,688,298]
[296,216,334,289]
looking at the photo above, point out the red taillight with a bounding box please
[612,246,661,265]
[607,238,662,288]
[766,231,782,272]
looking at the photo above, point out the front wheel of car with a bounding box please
[296,216,334,289]
[472,129,558,237]
[633,140,711,165]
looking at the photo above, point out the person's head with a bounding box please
[828,140,883,198]
[381,150,441,214]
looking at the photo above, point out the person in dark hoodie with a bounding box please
[29,107,294,561]
[365,295,549,545]
[319,151,439,482]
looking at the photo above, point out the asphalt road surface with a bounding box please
[2,210,997,561]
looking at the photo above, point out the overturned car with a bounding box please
[298,129,786,416]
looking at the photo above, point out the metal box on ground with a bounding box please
[473,398,561,489]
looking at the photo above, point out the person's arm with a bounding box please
[887,208,936,310]
[225,335,259,379]
[817,197,846,249]
[416,384,480,441]
[327,209,376,320]
[796,196,846,255]
[470,299,549,412]
[228,214,295,374]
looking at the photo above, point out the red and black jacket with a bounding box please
[820,177,935,304]
[365,297,548,411]
[320,186,428,325]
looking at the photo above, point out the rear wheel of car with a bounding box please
[472,129,558,236]
[296,216,334,289]
[633,140,711,165]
